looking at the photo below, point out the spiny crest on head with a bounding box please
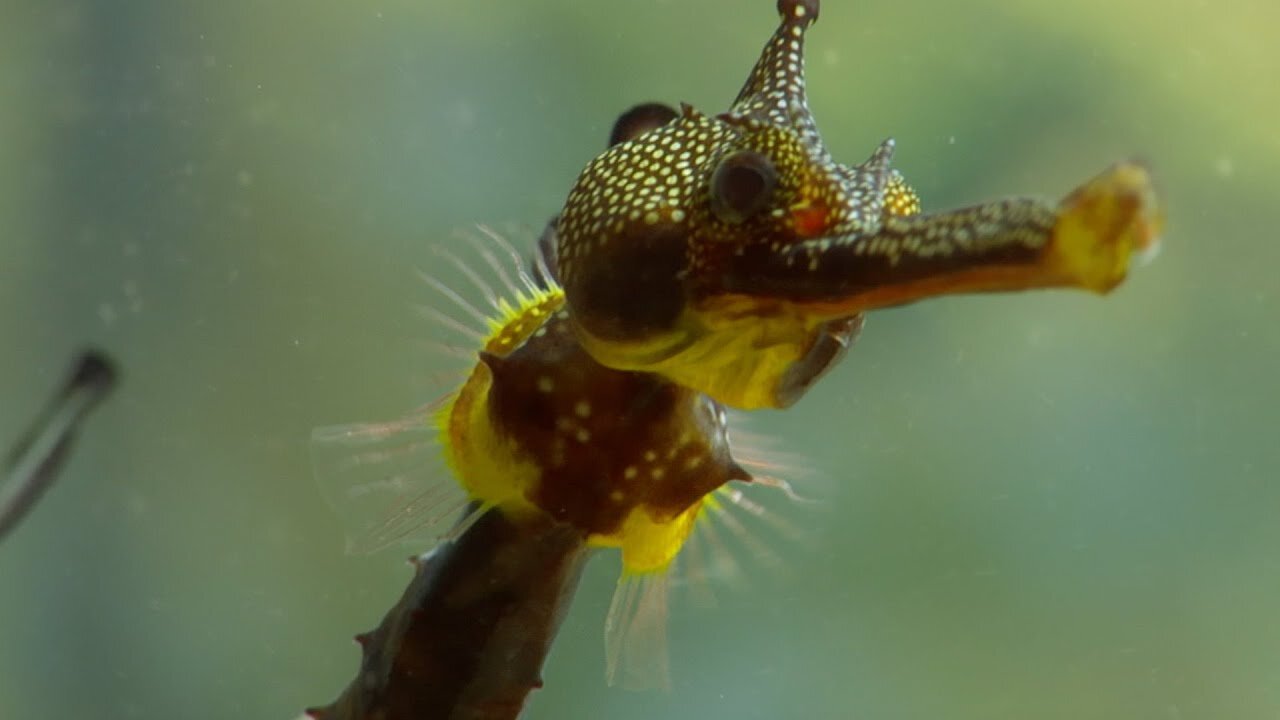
[729,0,823,152]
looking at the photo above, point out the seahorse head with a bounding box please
[556,0,920,409]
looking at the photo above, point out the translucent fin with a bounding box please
[467,230,524,302]
[315,225,556,557]
[673,472,816,614]
[726,410,817,503]
[531,221,559,289]
[431,244,502,313]
[678,515,739,607]
[310,400,469,555]
[414,303,488,345]
[707,492,784,569]
[416,338,481,362]
[417,269,492,328]
[604,572,672,691]
[474,224,542,297]
[718,484,810,549]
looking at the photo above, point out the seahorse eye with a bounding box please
[710,150,777,223]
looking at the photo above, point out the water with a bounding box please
[2,0,1277,718]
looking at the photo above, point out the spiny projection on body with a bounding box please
[309,0,1161,717]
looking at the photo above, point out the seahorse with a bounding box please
[307,0,1160,717]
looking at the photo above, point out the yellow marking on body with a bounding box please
[436,287,565,513]
[591,502,702,575]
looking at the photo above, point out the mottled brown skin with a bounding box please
[530,102,679,294]
[483,310,746,537]
[711,199,1059,306]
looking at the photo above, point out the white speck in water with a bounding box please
[126,492,149,516]
[1213,155,1234,179]
[97,302,118,326]
[123,280,143,313]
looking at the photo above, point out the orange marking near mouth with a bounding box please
[792,203,829,238]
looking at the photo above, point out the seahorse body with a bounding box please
[441,288,747,575]
[310,0,1161,717]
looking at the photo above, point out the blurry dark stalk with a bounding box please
[0,351,118,543]
[308,505,589,720]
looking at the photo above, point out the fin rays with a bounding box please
[315,224,554,557]
[603,474,810,690]
[311,402,465,555]
[605,572,672,691]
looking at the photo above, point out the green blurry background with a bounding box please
[2,0,1276,717]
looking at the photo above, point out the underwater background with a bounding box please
[2,0,1278,718]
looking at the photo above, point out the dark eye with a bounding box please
[608,102,678,147]
[710,150,777,223]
